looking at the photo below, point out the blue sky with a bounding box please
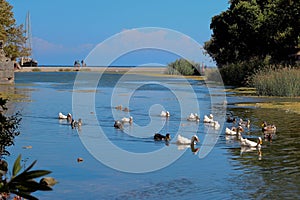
[8,0,229,66]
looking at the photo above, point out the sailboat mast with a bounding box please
[25,11,32,56]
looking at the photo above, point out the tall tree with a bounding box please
[205,0,300,67]
[0,0,29,61]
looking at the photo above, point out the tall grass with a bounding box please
[251,67,300,97]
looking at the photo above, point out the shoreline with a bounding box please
[14,66,167,73]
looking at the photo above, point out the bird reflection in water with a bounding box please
[240,146,262,160]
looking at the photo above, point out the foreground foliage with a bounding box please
[0,155,56,200]
[0,98,56,199]
[0,98,21,156]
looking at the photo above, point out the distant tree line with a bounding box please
[204,0,300,86]
[0,0,29,61]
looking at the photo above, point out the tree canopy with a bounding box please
[204,0,300,67]
[0,0,29,61]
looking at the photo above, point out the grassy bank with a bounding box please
[236,101,300,115]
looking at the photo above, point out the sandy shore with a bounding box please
[15,66,167,74]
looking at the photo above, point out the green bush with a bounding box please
[0,98,21,156]
[219,57,267,86]
[251,67,300,97]
[166,58,200,76]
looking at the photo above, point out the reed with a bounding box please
[251,67,300,97]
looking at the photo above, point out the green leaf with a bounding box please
[14,179,52,193]
[14,170,52,181]
[12,154,22,177]
[23,160,37,173]
[11,190,39,200]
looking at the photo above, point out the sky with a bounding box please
[7,0,229,66]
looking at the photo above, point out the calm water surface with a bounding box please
[5,72,300,199]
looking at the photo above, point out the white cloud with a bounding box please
[32,37,95,54]
[86,27,213,66]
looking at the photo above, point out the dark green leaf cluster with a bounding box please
[205,0,300,67]
[0,155,56,200]
[0,98,21,157]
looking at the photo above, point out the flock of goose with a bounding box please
[114,107,277,154]
[58,112,82,129]
[225,114,277,148]
[59,106,277,156]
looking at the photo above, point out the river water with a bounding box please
[4,72,300,199]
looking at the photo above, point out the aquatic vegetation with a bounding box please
[251,67,300,97]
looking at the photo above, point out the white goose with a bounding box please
[239,119,250,128]
[225,126,244,135]
[160,111,170,117]
[121,116,133,123]
[58,112,67,119]
[239,134,262,148]
[205,120,220,129]
[187,113,200,122]
[203,114,214,123]
[176,134,199,145]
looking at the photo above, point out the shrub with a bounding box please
[251,67,300,97]
[219,57,267,86]
[0,98,21,156]
[166,58,200,76]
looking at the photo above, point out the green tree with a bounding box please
[205,0,300,66]
[0,0,30,61]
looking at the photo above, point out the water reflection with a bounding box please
[226,101,300,199]
[176,144,200,155]
[9,72,300,199]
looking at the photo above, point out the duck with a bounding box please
[187,113,200,122]
[205,120,220,129]
[261,121,276,132]
[67,113,72,122]
[115,105,122,110]
[123,107,130,112]
[160,111,170,117]
[121,116,133,124]
[239,119,250,128]
[176,134,199,145]
[58,112,68,119]
[226,116,236,123]
[154,133,171,141]
[203,114,214,123]
[114,120,123,129]
[239,133,262,148]
[71,118,82,129]
[225,126,244,135]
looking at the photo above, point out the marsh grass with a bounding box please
[251,67,300,97]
